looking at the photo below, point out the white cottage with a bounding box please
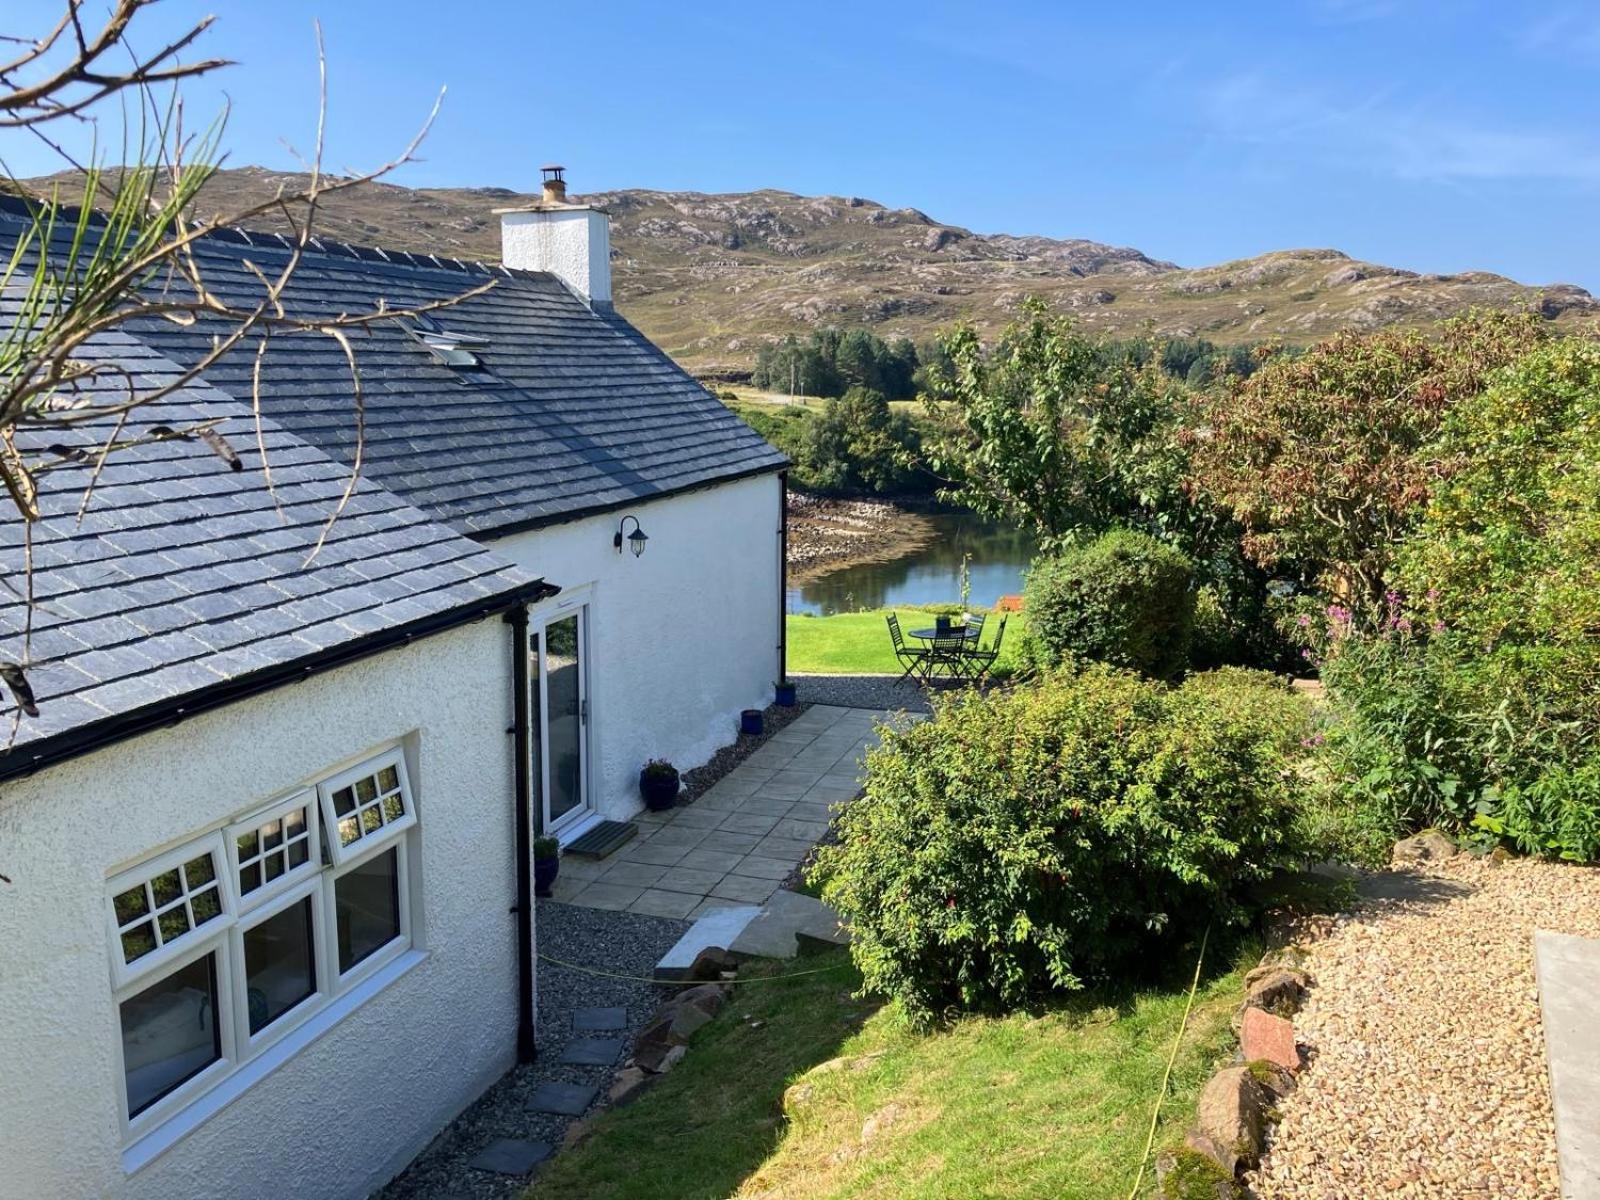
[0,171,787,1199]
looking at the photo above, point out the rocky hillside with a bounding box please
[27,167,1599,374]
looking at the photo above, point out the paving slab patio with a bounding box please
[560,705,918,915]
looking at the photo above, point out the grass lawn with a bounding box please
[527,944,1251,1200]
[786,610,1028,676]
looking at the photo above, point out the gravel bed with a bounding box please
[790,672,932,714]
[677,698,810,804]
[1249,853,1600,1200]
[375,902,688,1199]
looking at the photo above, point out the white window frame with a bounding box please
[326,835,412,990]
[105,746,420,1150]
[112,909,236,1135]
[106,833,234,992]
[225,790,322,914]
[229,875,327,1057]
[315,750,416,867]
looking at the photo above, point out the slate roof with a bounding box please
[106,220,788,538]
[0,326,550,775]
[0,195,783,775]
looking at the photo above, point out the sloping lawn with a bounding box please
[786,610,1029,676]
[527,944,1249,1200]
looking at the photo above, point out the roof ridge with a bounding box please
[0,189,550,282]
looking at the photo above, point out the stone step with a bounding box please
[654,904,762,981]
[729,889,849,960]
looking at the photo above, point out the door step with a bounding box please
[562,819,637,860]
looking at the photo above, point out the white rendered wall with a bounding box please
[493,472,784,825]
[0,618,521,1200]
[500,208,611,305]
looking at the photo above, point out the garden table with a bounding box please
[909,625,982,683]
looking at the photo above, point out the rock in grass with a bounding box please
[688,946,738,981]
[676,982,728,1016]
[1240,1009,1300,1073]
[1193,1065,1267,1174]
[608,1066,653,1106]
[1242,965,1311,1017]
[1157,1146,1241,1199]
[1394,829,1457,864]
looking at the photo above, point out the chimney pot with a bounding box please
[540,164,567,205]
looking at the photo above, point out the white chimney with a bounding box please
[496,165,611,308]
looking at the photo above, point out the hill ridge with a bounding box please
[26,166,1598,374]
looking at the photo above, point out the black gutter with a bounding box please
[778,470,789,686]
[0,578,558,784]
[506,605,537,1063]
[472,462,789,545]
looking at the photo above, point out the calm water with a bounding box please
[787,512,1037,616]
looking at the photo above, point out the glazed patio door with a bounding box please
[531,604,590,837]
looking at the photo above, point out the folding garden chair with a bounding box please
[886,613,932,685]
[964,615,1008,683]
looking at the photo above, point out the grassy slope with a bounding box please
[787,611,1029,675]
[528,946,1251,1200]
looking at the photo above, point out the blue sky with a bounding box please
[9,0,1600,288]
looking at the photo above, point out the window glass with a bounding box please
[236,803,314,897]
[120,953,221,1116]
[112,851,225,966]
[328,763,407,853]
[335,848,400,973]
[243,898,317,1035]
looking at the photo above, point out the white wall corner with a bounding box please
[499,208,612,308]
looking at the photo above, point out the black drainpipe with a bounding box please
[778,470,789,686]
[506,605,537,1063]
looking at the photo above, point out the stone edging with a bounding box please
[1155,923,1317,1200]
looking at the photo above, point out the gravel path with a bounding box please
[1249,854,1600,1200]
[375,902,686,1199]
[791,672,932,714]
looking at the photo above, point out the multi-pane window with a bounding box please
[112,846,227,967]
[234,800,316,900]
[108,748,416,1134]
[321,760,413,859]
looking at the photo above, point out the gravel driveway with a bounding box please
[1249,854,1600,1200]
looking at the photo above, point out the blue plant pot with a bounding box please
[534,855,559,899]
[741,708,764,736]
[640,770,680,811]
[775,682,797,707]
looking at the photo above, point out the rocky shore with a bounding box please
[786,492,935,583]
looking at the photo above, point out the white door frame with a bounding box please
[529,585,596,842]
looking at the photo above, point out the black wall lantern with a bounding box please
[613,514,648,558]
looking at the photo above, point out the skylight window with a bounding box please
[401,313,490,369]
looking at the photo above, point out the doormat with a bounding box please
[564,820,637,860]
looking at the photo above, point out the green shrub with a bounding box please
[1310,615,1481,864]
[1312,340,1600,863]
[1024,529,1196,679]
[812,666,1312,1023]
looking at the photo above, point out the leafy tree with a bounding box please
[924,301,1203,554]
[1188,309,1547,606]
[797,386,919,494]
[752,327,920,400]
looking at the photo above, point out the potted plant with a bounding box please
[639,759,680,811]
[533,835,560,898]
[775,679,797,707]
